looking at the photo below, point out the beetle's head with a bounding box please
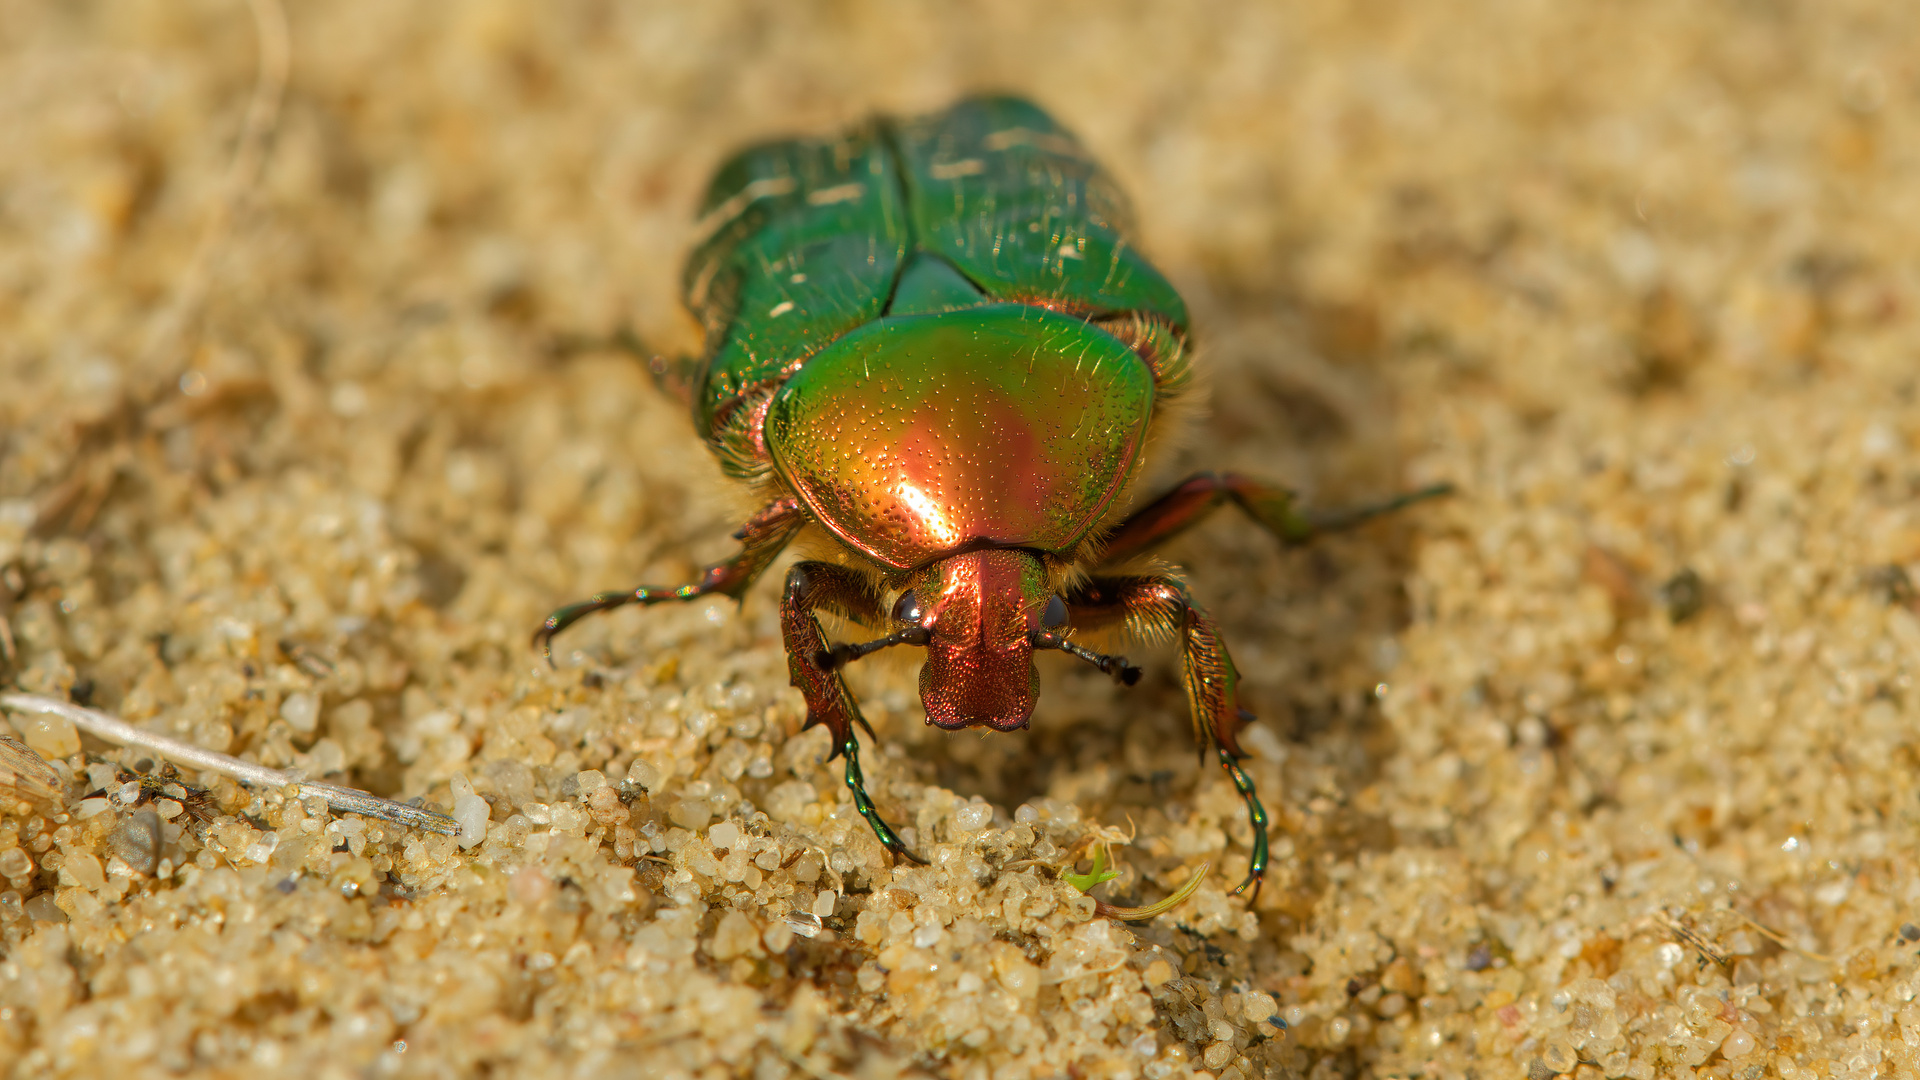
[895,549,1063,731]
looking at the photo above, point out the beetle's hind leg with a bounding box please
[1063,574,1269,903]
[1096,472,1452,566]
[532,498,804,663]
[780,562,926,866]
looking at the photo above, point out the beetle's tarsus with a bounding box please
[532,500,806,664]
[1220,748,1269,904]
[1302,481,1455,537]
[842,735,925,865]
[533,591,633,666]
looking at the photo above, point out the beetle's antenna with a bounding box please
[1030,631,1142,686]
[812,626,931,673]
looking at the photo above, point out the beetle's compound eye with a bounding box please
[1042,594,1068,629]
[892,590,924,625]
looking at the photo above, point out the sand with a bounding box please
[3,1,1918,1077]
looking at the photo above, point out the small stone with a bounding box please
[791,852,823,885]
[764,780,815,824]
[1661,568,1706,623]
[60,852,105,891]
[950,803,991,832]
[242,832,279,864]
[671,799,712,830]
[560,769,606,799]
[0,847,32,880]
[992,950,1040,999]
[1863,564,1916,606]
[708,821,741,850]
[549,802,585,833]
[509,866,554,907]
[622,759,663,793]
[12,712,80,759]
[453,794,490,849]
[24,893,65,923]
[280,691,320,733]
[710,910,761,961]
[106,810,162,875]
[762,920,794,955]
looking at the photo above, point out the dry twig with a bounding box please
[0,693,457,835]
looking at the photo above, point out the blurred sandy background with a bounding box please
[3,2,1919,1078]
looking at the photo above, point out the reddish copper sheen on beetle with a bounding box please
[766,306,1155,570]
[535,95,1450,903]
[909,549,1051,731]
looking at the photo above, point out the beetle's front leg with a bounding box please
[780,562,926,866]
[1064,574,1268,902]
[533,498,805,662]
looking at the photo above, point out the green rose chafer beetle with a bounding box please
[537,96,1447,903]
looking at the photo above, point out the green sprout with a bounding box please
[1066,844,1212,923]
[1065,845,1122,893]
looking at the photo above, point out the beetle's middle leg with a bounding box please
[1062,574,1268,902]
[780,561,927,866]
[533,498,805,663]
[1096,472,1452,565]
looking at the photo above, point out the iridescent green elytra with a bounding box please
[541,96,1450,907]
[676,95,1187,455]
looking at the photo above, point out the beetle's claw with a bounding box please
[1232,872,1264,907]
[886,841,930,866]
[533,623,560,669]
[1217,749,1270,910]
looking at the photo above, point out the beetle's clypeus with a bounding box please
[537,96,1447,904]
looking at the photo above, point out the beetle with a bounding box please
[536,96,1446,902]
